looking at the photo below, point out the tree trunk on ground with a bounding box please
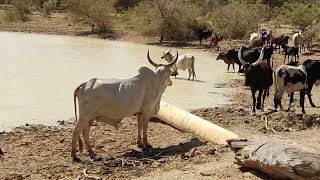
[227,138,320,180]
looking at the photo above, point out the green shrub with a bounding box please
[209,1,263,39]
[4,0,32,22]
[66,0,116,33]
[4,8,21,21]
[42,0,57,17]
[280,2,320,30]
[122,0,204,41]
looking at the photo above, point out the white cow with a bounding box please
[71,50,178,161]
[293,30,304,53]
[161,50,196,80]
[274,64,308,113]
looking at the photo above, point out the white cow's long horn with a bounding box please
[165,50,178,67]
[147,50,160,67]
[252,46,265,67]
[237,46,248,66]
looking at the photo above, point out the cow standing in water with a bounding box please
[161,50,196,80]
[71,50,178,161]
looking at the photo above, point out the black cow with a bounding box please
[238,46,273,113]
[282,45,299,63]
[300,60,320,112]
[240,45,274,67]
[196,29,212,45]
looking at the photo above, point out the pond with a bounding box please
[0,32,236,131]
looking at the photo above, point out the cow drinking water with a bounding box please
[161,50,196,80]
[71,50,178,161]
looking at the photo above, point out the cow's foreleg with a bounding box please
[142,115,152,149]
[251,89,257,114]
[261,89,268,111]
[256,90,263,110]
[227,64,230,71]
[187,68,192,80]
[137,114,144,148]
[232,63,235,72]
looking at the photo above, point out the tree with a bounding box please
[123,0,203,42]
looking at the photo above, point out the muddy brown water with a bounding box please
[0,32,237,131]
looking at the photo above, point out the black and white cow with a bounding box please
[282,45,299,63]
[274,64,307,113]
[299,60,320,111]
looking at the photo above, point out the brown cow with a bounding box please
[271,34,289,53]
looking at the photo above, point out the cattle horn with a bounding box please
[237,46,249,66]
[165,50,178,67]
[147,50,160,67]
[252,46,265,67]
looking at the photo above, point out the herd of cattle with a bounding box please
[214,29,320,114]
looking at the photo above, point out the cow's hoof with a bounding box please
[72,156,81,162]
[137,143,144,149]
[90,154,102,161]
[142,143,153,151]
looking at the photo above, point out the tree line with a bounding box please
[1,0,320,41]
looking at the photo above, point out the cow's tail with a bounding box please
[191,56,196,79]
[73,84,81,122]
[73,83,84,152]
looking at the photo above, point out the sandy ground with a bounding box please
[1,12,320,179]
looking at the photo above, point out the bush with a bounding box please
[42,0,57,17]
[209,1,263,39]
[280,2,320,30]
[122,0,204,42]
[4,0,32,22]
[66,0,116,33]
[4,8,21,21]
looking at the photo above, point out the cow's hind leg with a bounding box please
[71,120,88,162]
[142,114,152,150]
[82,119,98,160]
[287,92,294,112]
[251,89,257,114]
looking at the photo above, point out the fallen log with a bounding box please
[227,138,320,179]
[156,101,239,145]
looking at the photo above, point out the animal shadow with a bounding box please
[102,138,207,168]
[239,167,272,179]
[174,77,206,83]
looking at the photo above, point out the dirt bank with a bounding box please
[1,12,320,180]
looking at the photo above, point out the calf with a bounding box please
[238,46,273,113]
[216,50,240,72]
[210,34,223,51]
[274,64,307,113]
[282,45,299,63]
[300,60,320,112]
